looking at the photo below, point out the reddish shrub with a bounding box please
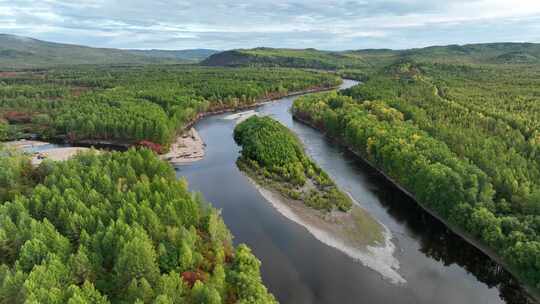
[4,111,32,123]
[137,140,163,154]
[0,71,22,78]
[181,271,207,288]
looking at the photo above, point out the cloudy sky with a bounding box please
[1,0,540,50]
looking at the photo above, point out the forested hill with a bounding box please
[3,33,538,70]
[202,43,540,69]
[128,49,220,62]
[401,42,540,64]
[0,34,216,69]
[201,48,372,70]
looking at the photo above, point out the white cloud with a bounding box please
[0,6,14,17]
[0,0,539,49]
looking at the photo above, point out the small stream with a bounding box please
[173,80,529,303]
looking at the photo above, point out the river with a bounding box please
[175,80,532,304]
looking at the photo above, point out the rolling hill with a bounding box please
[2,33,538,70]
[202,43,540,69]
[202,48,371,69]
[128,49,219,62]
[0,34,217,69]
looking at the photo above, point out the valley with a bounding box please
[0,34,539,303]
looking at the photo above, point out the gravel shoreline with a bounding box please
[243,174,406,285]
[4,140,90,165]
[161,128,205,164]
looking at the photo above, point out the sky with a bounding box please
[1,0,540,50]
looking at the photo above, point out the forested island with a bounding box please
[234,116,353,212]
[232,116,406,283]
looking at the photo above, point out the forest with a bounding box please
[2,38,540,302]
[202,48,369,70]
[234,116,352,212]
[203,43,540,70]
[0,61,344,304]
[0,66,341,149]
[0,146,277,303]
[0,34,207,70]
[292,59,540,290]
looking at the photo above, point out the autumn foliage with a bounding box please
[3,111,32,123]
[137,140,163,154]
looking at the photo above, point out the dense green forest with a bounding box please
[234,116,351,212]
[292,59,540,289]
[128,49,219,63]
[0,146,34,202]
[203,43,540,70]
[0,145,277,303]
[3,35,540,300]
[0,66,340,149]
[202,48,371,70]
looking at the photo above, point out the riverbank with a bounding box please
[30,147,91,165]
[3,139,49,150]
[223,110,259,123]
[33,84,342,162]
[161,128,205,164]
[176,77,530,303]
[292,115,540,302]
[4,140,91,165]
[182,83,341,131]
[2,84,340,166]
[242,172,405,284]
[161,84,342,164]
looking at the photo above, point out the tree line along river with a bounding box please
[174,80,534,304]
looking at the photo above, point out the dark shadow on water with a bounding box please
[338,146,534,304]
[176,83,536,304]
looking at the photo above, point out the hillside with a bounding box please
[402,42,540,64]
[0,34,160,69]
[0,34,216,69]
[203,43,540,69]
[491,51,539,64]
[4,34,538,70]
[202,48,371,69]
[128,49,219,62]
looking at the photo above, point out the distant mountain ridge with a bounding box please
[0,34,218,69]
[401,42,540,64]
[201,48,368,69]
[2,33,538,70]
[202,42,540,68]
[128,49,220,62]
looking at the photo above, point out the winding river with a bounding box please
[175,80,533,304]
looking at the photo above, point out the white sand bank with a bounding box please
[4,140,50,150]
[31,147,91,165]
[224,110,260,123]
[247,176,406,284]
[162,128,205,164]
